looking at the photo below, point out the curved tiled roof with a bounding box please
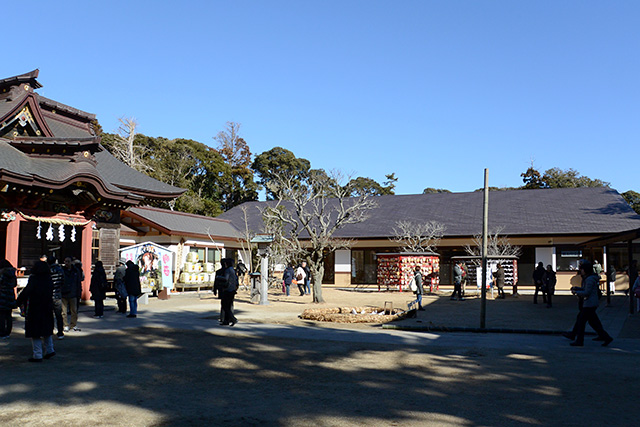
[95,150,185,198]
[0,140,143,203]
[0,70,185,203]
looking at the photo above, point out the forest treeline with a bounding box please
[98,120,640,216]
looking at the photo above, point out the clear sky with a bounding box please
[8,1,639,197]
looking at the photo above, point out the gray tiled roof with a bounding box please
[128,206,241,239]
[37,95,96,121]
[42,115,93,138]
[0,70,184,202]
[0,90,27,120]
[217,188,640,239]
[0,140,140,200]
[0,140,184,200]
[94,149,185,198]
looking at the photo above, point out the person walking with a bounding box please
[0,259,17,339]
[413,266,425,310]
[90,261,107,318]
[16,261,55,362]
[114,259,128,313]
[220,258,238,326]
[302,261,311,295]
[235,261,248,289]
[295,263,306,296]
[124,261,142,318]
[625,260,638,296]
[532,262,546,304]
[48,257,65,339]
[543,265,557,308]
[213,259,229,324]
[451,261,464,301]
[61,257,82,332]
[282,264,294,297]
[566,260,613,347]
[493,263,506,299]
[607,264,616,294]
[593,259,603,276]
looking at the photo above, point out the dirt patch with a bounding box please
[300,306,406,323]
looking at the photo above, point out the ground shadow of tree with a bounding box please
[0,304,637,426]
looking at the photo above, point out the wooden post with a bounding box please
[481,169,489,329]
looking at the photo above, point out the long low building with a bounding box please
[218,187,640,291]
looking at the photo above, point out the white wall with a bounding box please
[335,249,351,273]
[535,247,554,269]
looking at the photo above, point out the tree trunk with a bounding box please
[312,264,325,303]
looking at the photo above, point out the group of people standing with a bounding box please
[112,259,143,318]
[282,261,311,297]
[532,262,557,308]
[0,255,142,362]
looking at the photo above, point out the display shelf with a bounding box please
[377,252,440,292]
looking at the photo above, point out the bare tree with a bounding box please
[391,220,446,253]
[238,205,257,275]
[108,117,150,172]
[262,170,377,303]
[464,226,522,265]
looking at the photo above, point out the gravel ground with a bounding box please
[1,288,637,426]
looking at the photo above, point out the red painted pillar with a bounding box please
[5,214,23,268]
[80,222,93,301]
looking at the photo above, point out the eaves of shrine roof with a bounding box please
[94,149,186,199]
[0,139,143,203]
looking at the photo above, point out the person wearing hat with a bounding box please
[114,259,128,314]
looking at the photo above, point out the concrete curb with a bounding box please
[382,323,595,336]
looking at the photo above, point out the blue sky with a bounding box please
[8,1,639,196]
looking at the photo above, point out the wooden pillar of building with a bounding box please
[5,215,23,268]
[80,222,93,301]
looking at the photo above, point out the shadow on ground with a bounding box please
[1,305,638,426]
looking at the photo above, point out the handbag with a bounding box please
[409,277,417,292]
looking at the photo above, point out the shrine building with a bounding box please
[0,70,185,298]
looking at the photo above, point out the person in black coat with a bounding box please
[532,262,547,304]
[61,257,82,331]
[0,259,17,339]
[16,261,55,362]
[48,257,65,338]
[220,258,238,326]
[543,265,557,308]
[90,261,108,318]
[282,264,294,296]
[124,261,142,318]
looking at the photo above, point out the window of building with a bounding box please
[225,249,237,264]
[556,247,583,271]
[351,249,378,284]
[91,229,100,265]
[189,247,205,263]
[322,251,335,284]
[207,248,222,265]
[607,243,640,271]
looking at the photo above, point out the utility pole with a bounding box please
[481,169,489,329]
